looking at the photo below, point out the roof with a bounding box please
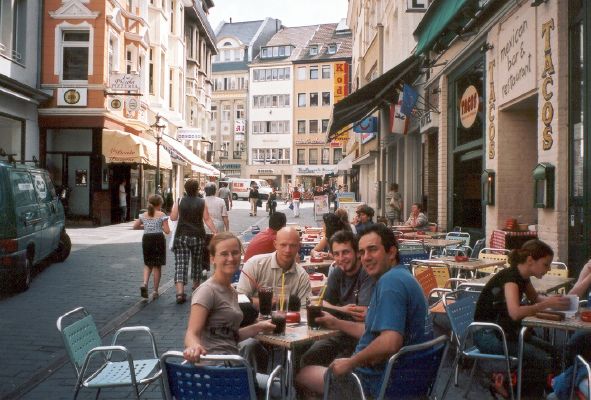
[216,20,265,45]
[250,25,318,64]
[212,61,249,72]
[294,22,352,63]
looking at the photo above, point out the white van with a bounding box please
[222,178,272,201]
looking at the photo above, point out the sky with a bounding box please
[207,0,349,31]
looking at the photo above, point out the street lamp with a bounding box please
[151,114,166,194]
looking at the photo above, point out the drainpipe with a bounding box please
[377,23,384,216]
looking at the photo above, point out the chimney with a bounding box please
[229,17,232,23]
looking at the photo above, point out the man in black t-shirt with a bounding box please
[298,230,374,368]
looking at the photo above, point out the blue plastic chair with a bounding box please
[443,232,471,256]
[440,295,517,400]
[160,351,282,400]
[57,307,163,400]
[323,335,449,400]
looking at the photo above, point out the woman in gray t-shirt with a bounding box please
[183,233,275,362]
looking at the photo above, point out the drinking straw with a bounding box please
[317,285,327,306]
[280,273,285,311]
[240,269,260,290]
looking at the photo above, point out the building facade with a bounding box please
[39,0,216,225]
[0,0,49,163]
[210,18,281,178]
[292,22,352,189]
[246,25,318,190]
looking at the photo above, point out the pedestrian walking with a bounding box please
[249,183,259,216]
[170,179,218,304]
[203,183,229,272]
[386,183,403,226]
[119,179,127,222]
[292,186,301,217]
[133,194,170,300]
[267,187,278,216]
[217,181,232,211]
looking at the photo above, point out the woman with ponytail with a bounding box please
[134,194,170,299]
[473,239,570,398]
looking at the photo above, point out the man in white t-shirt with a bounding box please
[119,179,127,222]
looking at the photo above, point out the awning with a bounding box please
[336,152,356,173]
[352,151,378,166]
[102,129,172,169]
[327,55,419,139]
[413,0,477,56]
[161,135,222,177]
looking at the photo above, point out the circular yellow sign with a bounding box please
[459,85,479,129]
[110,98,122,109]
[63,89,80,105]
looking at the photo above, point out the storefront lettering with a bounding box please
[541,18,555,150]
[459,85,479,129]
[488,59,496,159]
[110,148,135,156]
[499,19,533,99]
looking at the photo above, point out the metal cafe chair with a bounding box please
[443,232,471,256]
[570,355,591,400]
[323,335,449,400]
[440,295,518,400]
[56,307,163,400]
[160,351,283,400]
[478,247,510,276]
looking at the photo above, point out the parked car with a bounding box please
[0,160,71,292]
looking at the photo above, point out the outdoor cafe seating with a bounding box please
[323,335,449,400]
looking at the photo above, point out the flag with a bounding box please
[353,116,377,133]
[400,84,419,116]
[390,101,410,135]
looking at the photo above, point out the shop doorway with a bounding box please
[568,1,589,273]
[110,165,130,223]
[448,54,485,242]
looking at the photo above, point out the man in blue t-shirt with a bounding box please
[296,224,432,398]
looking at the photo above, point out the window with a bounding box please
[126,50,132,73]
[322,65,331,79]
[170,0,175,33]
[333,148,343,164]
[148,48,154,94]
[298,120,306,134]
[236,103,244,119]
[297,66,306,80]
[309,149,318,164]
[222,104,231,121]
[61,30,90,81]
[321,148,330,164]
[309,66,318,80]
[298,93,306,107]
[321,119,329,133]
[253,67,290,81]
[169,69,174,109]
[211,105,217,121]
[10,171,37,206]
[309,45,318,55]
[322,92,331,106]
[297,149,306,164]
[310,93,318,107]
[309,120,318,133]
[0,0,26,63]
[160,52,165,97]
[327,44,337,54]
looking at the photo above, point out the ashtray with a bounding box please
[581,309,591,323]
[454,255,469,262]
[286,312,301,323]
[310,257,324,263]
[309,273,324,281]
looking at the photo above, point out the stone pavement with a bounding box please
[3,199,493,399]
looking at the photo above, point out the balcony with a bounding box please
[233,151,243,159]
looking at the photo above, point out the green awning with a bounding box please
[413,0,474,56]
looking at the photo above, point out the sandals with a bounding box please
[140,286,148,299]
[176,293,186,304]
[152,291,159,299]
[489,372,511,399]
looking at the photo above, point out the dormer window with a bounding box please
[309,45,318,55]
[260,45,292,59]
[327,44,337,54]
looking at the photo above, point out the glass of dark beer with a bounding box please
[258,286,273,318]
[307,298,322,330]
[271,310,287,334]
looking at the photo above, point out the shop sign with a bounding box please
[234,119,245,133]
[294,165,338,176]
[177,128,202,140]
[295,138,325,145]
[459,85,479,129]
[540,18,555,150]
[109,73,140,91]
[333,62,349,103]
[419,110,439,133]
[497,7,536,105]
[406,0,427,12]
[57,88,87,106]
[125,97,139,112]
[360,131,376,144]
